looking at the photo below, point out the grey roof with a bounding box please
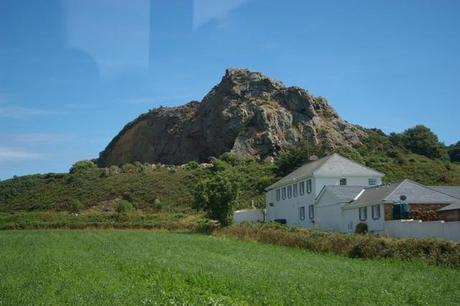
[266,153,384,190]
[430,186,460,200]
[344,179,459,209]
[317,185,365,203]
[439,201,460,211]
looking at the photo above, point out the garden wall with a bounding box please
[384,220,460,243]
[233,209,265,224]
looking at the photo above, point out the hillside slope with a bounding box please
[0,156,275,214]
[98,68,365,166]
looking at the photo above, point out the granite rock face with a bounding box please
[98,68,366,166]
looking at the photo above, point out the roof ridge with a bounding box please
[325,185,367,188]
[383,179,415,201]
[313,153,385,177]
[424,185,460,200]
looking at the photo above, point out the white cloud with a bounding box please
[0,147,47,161]
[193,0,250,29]
[0,106,65,118]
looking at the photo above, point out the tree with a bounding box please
[400,125,447,159]
[275,141,325,177]
[69,160,97,174]
[449,141,460,163]
[193,174,239,226]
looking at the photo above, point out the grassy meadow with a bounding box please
[0,230,459,305]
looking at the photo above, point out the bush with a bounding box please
[153,198,162,208]
[449,141,460,163]
[355,222,368,234]
[185,161,199,170]
[66,199,83,213]
[121,163,137,173]
[116,200,134,213]
[69,160,97,174]
[215,223,460,267]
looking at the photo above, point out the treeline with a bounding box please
[275,125,460,185]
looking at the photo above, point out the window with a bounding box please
[340,178,347,186]
[372,205,380,220]
[306,179,312,194]
[282,187,286,200]
[287,185,292,199]
[308,205,315,219]
[299,181,305,195]
[276,189,280,202]
[299,206,305,220]
[293,183,298,197]
[368,178,377,186]
[359,207,367,221]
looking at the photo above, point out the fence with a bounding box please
[233,209,265,224]
[384,220,460,243]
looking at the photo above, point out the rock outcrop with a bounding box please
[98,68,366,166]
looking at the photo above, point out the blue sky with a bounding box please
[0,0,459,179]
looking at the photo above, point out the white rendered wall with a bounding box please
[234,209,265,223]
[342,205,385,234]
[384,220,460,243]
[315,192,344,232]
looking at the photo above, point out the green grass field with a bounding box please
[0,231,459,305]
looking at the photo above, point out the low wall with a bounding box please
[234,209,265,224]
[384,220,460,243]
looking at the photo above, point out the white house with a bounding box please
[265,153,384,226]
[264,154,460,242]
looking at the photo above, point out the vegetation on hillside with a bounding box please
[1,231,459,305]
[0,124,458,225]
[0,163,195,213]
[0,154,275,216]
[276,125,460,185]
[449,141,460,163]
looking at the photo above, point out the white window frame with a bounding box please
[371,205,380,220]
[368,178,377,186]
[340,178,347,186]
[299,181,305,195]
[276,189,280,202]
[287,185,292,199]
[306,179,312,194]
[299,206,306,220]
[293,183,298,197]
[359,207,367,221]
[282,187,286,200]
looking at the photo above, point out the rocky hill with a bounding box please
[98,68,366,166]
